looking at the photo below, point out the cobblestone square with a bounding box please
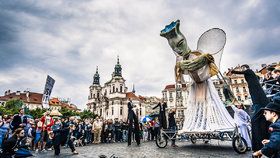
[34,140,252,158]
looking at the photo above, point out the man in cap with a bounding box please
[253,93,280,158]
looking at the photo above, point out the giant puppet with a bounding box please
[160,20,235,133]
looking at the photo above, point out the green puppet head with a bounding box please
[160,20,191,57]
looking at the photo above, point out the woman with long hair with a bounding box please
[1,128,27,158]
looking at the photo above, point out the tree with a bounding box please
[79,110,96,119]
[26,108,46,119]
[0,99,24,115]
[60,107,78,118]
[5,99,23,110]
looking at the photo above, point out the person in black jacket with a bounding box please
[230,64,270,152]
[152,101,167,129]
[127,99,140,146]
[168,108,178,147]
[1,128,27,158]
[253,94,280,158]
[10,109,27,132]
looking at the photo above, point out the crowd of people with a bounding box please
[0,101,178,157]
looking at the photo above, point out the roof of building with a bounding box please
[0,91,78,111]
[126,92,141,101]
[164,84,187,90]
[49,98,60,105]
[0,91,43,104]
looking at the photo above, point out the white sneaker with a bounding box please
[35,149,39,153]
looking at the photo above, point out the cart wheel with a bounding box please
[232,136,247,154]
[156,133,168,148]
[190,137,197,144]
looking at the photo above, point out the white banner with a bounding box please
[42,75,55,109]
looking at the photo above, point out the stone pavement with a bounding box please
[34,140,252,158]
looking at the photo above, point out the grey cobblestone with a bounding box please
[34,140,252,158]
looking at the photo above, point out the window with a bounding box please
[245,95,248,100]
[169,92,173,99]
[93,94,95,98]
[136,109,139,117]
[236,87,239,93]
[120,85,123,92]
[116,88,118,92]
[234,80,238,84]
[241,79,244,83]
[238,96,241,101]
[120,107,123,115]
[100,109,102,115]
[97,92,100,98]
[113,85,115,93]
[112,107,114,115]
[243,87,247,92]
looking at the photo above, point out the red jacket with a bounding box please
[40,116,54,131]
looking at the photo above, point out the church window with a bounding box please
[116,88,118,92]
[169,92,173,99]
[113,85,115,93]
[112,107,114,115]
[236,87,239,93]
[120,85,123,92]
[120,107,123,115]
[243,87,247,92]
[238,96,241,101]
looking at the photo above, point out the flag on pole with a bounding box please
[42,75,55,109]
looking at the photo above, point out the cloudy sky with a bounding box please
[0,0,279,109]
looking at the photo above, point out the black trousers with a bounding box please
[53,133,61,155]
[128,126,133,146]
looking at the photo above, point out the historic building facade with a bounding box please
[212,65,251,104]
[87,57,150,121]
[0,90,79,111]
[162,83,189,126]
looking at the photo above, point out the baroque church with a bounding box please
[86,57,148,121]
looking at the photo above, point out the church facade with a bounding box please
[86,57,148,121]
